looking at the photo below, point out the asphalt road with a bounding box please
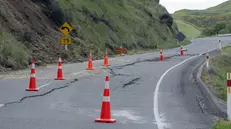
[0,37,230,129]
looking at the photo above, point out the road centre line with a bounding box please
[73,70,86,75]
[38,82,52,89]
[154,47,222,129]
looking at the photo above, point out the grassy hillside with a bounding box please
[173,0,231,28]
[175,20,201,39]
[0,0,182,71]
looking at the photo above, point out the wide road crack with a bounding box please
[113,54,199,70]
[123,77,141,88]
[3,78,79,108]
[108,67,132,78]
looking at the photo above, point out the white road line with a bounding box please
[0,104,4,107]
[153,47,221,129]
[73,70,86,75]
[38,82,52,89]
[154,56,198,129]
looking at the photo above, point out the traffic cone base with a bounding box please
[95,118,116,123]
[26,88,38,91]
[55,78,65,80]
[101,64,110,66]
[86,67,94,70]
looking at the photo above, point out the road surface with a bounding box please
[0,37,230,129]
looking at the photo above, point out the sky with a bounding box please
[160,0,229,13]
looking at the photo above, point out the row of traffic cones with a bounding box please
[26,60,116,123]
[25,46,189,123]
[27,48,111,91]
[86,48,110,70]
[26,59,116,123]
[26,56,65,91]
[160,46,184,61]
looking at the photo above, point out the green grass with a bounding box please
[175,20,201,39]
[0,32,29,69]
[202,46,231,129]
[173,0,231,28]
[58,0,179,52]
[213,120,231,129]
[0,0,187,70]
[0,32,30,70]
[202,46,231,101]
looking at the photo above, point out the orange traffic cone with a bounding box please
[86,50,94,70]
[180,46,184,56]
[26,60,38,91]
[95,76,116,123]
[55,56,65,80]
[102,48,110,66]
[160,48,164,61]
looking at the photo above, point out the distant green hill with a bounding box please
[175,20,201,39]
[173,0,231,28]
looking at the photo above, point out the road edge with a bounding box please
[196,56,227,118]
[154,55,198,129]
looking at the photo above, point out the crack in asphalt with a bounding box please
[108,67,132,78]
[196,94,207,114]
[109,53,199,92]
[123,77,141,88]
[2,78,79,108]
[113,54,199,70]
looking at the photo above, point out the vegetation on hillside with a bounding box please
[202,22,231,36]
[213,120,231,129]
[202,46,231,101]
[0,0,183,71]
[173,0,231,34]
[174,20,201,39]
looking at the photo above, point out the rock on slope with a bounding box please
[0,0,179,71]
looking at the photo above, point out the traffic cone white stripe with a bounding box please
[58,58,62,62]
[105,81,109,89]
[30,74,36,78]
[58,66,62,69]
[32,64,35,69]
[103,96,110,102]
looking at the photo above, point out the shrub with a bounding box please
[0,32,30,69]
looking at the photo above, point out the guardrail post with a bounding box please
[227,72,231,120]
[206,53,209,69]
[219,41,222,50]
